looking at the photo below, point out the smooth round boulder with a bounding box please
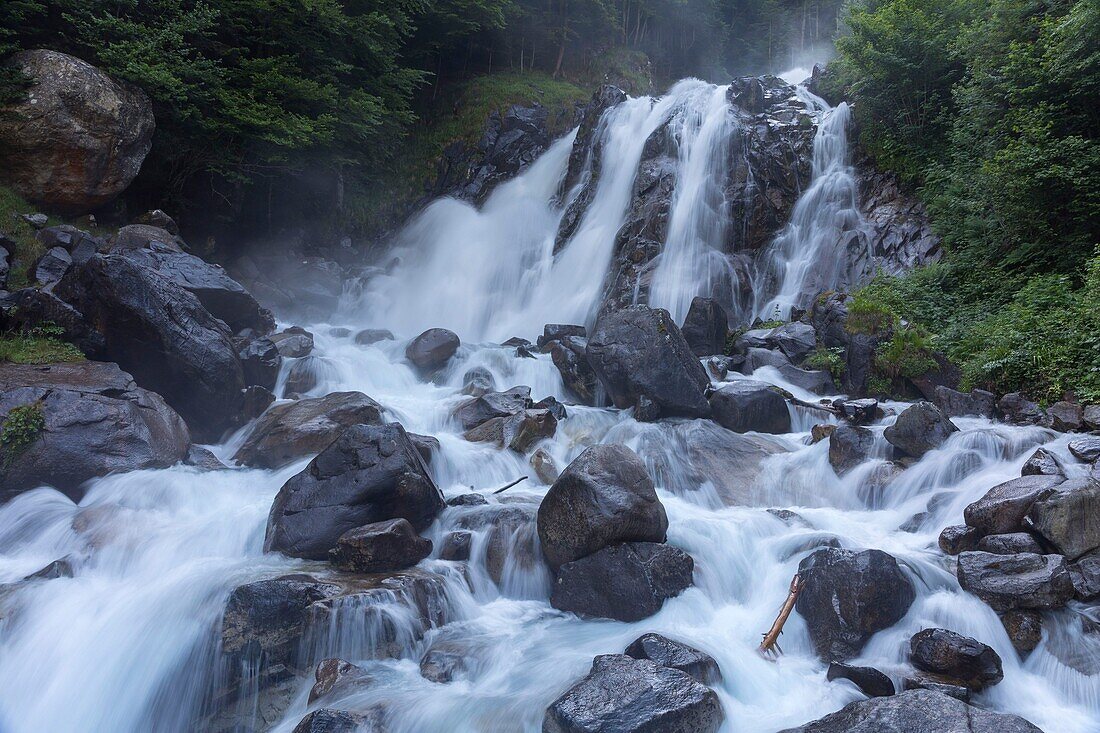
[883,402,958,458]
[536,444,668,570]
[0,50,154,214]
[828,424,875,475]
[825,662,895,698]
[329,518,432,573]
[909,628,1003,691]
[405,328,460,371]
[795,547,916,660]
[264,423,445,560]
[708,380,791,434]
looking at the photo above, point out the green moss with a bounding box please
[0,328,86,365]
[1,402,45,467]
[0,184,60,290]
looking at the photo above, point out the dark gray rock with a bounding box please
[963,475,1063,536]
[329,518,433,573]
[586,305,710,419]
[1084,405,1100,430]
[34,246,71,286]
[419,641,472,683]
[834,398,881,425]
[440,530,472,561]
[624,633,721,684]
[825,662,895,698]
[708,380,790,434]
[543,654,723,733]
[957,551,1074,611]
[405,328,459,371]
[1068,550,1100,601]
[1021,447,1066,477]
[538,324,587,349]
[901,678,971,702]
[265,423,445,560]
[23,557,74,580]
[551,336,600,405]
[909,628,1003,691]
[1068,436,1100,463]
[36,224,101,264]
[551,542,693,622]
[740,347,791,372]
[884,402,958,458]
[132,209,178,235]
[939,525,980,555]
[233,392,385,469]
[680,297,728,357]
[537,444,667,570]
[768,322,817,362]
[185,445,226,471]
[283,356,324,396]
[109,224,183,253]
[1027,477,1100,560]
[0,362,190,499]
[933,386,996,418]
[777,689,1042,733]
[795,547,915,660]
[452,386,531,431]
[292,708,382,733]
[1044,401,1083,432]
[270,327,314,358]
[828,425,875,475]
[977,533,1044,555]
[776,364,836,395]
[999,393,1045,425]
[460,366,496,397]
[237,336,281,391]
[355,328,395,345]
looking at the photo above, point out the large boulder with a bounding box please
[405,328,460,371]
[1026,477,1100,560]
[550,542,694,622]
[707,380,791,434]
[586,305,711,419]
[1068,436,1100,463]
[0,362,189,498]
[768,322,817,362]
[55,254,245,441]
[265,423,445,560]
[543,654,723,733]
[329,518,433,573]
[232,392,385,469]
[550,336,601,405]
[536,444,668,570]
[883,402,958,458]
[0,50,154,215]
[795,547,916,660]
[1021,447,1066,477]
[778,689,1043,733]
[963,475,1063,536]
[933,386,996,418]
[624,633,721,684]
[452,386,531,431]
[680,297,728,356]
[956,551,1074,611]
[828,424,875,475]
[909,628,1003,691]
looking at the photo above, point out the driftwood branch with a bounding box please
[758,573,803,659]
[787,394,840,416]
[492,476,529,494]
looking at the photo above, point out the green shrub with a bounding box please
[875,326,938,379]
[1,402,45,467]
[846,291,895,335]
[804,345,846,379]
[0,324,86,364]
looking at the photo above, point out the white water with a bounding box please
[1,77,1097,733]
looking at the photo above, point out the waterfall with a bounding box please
[0,76,1095,733]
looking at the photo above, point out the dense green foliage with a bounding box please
[0,402,45,468]
[830,0,1099,401]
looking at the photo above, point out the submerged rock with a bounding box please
[308,658,371,704]
[543,654,723,733]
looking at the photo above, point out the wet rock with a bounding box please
[55,254,245,441]
[233,392,385,469]
[883,402,958,458]
[452,386,531,431]
[420,641,472,683]
[795,547,916,661]
[408,433,438,464]
[778,689,1043,733]
[586,305,711,419]
[900,678,971,702]
[284,357,322,396]
[468,408,558,453]
[776,364,836,395]
[909,628,1003,691]
[538,324,587,349]
[963,475,1063,536]
[939,525,980,555]
[354,328,394,345]
[1026,477,1100,560]
[0,287,104,356]
[1021,447,1066,477]
[543,654,723,733]
[828,424,875,475]
[531,448,560,484]
[0,50,153,214]
[550,336,600,405]
[0,362,190,499]
[36,225,101,265]
[933,386,996,418]
[956,551,1074,611]
[237,336,281,391]
[680,297,728,356]
[768,322,817,362]
[132,209,178,234]
[536,444,668,570]
[270,327,315,358]
[405,328,459,371]
[1068,436,1100,463]
[329,518,433,573]
[999,393,1045,425]
[265,423,445,560]
[977,533,1044,555]
[109,224,183,253]
[292,708,382,733]
[23,557,75,580]
[34,246,71,287]
[624,633,721,684]
[1000,609,1043,654]
[460,503,539,585]
[1044,401,1083,432]
[447,493,489,507]
[185,445,227,471]
[826,662,894,698]
[740,346,791,372]
[551,542,693,622]
[708,380,791,434]
[241,385,275,422]
[460,367,496,397]
[440,531,472,561]
[308,658,371,704]
[834,398,881,425]
[1068,550,1100,601]
[811,424,836,444]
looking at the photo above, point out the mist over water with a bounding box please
[0,74,1096,733]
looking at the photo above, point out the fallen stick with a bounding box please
[786,395,840,416]
[758,573,802,658]
[492,476,529,494]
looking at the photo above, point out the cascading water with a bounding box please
[0,75,1097,733]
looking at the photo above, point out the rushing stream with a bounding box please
[0,77,1097,733]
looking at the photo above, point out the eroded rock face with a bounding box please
[795,547,915,660]
[329,518,432,573]
[909,628,1003,691]
[681,297,728,356]
[1026,478,1100,560]
[233,392,385,469]
[0,50,154,215]
[778,689,1042,733]
[963,475,1063,537]
[957,551,1074,611]
[265,423,445,560]
[536,444,667,570]
[0,362,189,498]
[624,633,721,684]
[543,654,723,733]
